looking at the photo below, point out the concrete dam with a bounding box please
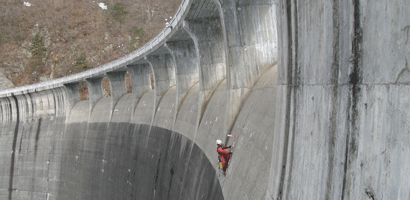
[0,0,409,199]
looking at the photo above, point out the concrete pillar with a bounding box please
[106,71,127,110]
[86,77,104,112]
[64,82,80,111]
[182,18,226,121]
[146,54,175,110]
[165,40,198,117]
[214,0,278,137]
[127,63,152,113]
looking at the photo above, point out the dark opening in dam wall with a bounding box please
[58,123,223,200]
[0,112,223,200]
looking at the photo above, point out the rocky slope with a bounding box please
[0,0,181,90]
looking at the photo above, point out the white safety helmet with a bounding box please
[216,139,222,145]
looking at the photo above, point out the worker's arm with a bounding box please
[217,147,230,155]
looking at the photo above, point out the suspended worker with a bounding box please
[216,139,232,177]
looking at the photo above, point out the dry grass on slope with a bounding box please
[0,0,181,88]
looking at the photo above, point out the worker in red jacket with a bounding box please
[216,139,232,177]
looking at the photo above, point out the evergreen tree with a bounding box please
[29,33,47,74]
[31,33,47,57]
[111,3,129,28]
[73,54,92,71]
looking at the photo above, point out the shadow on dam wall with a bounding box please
[58,123,223,200]
[0,115,223,200]
[1,0,409,199]
[0,64,277,200]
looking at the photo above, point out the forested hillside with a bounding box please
[0,0,181,90]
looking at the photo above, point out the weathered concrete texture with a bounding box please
[111,94,133,123]
[166,39,199,111]
[152,87,177,130]
[86,77,104,112]
[89,98,112,123]
[195,80,227,161]
[147,54,175,97]
[106,71,127,110]
[64,83,80,111]
[14,117,66,200]
[215,0,278,139]
[0,121,17,199]
[132,90,155,125]
[218,0,277,88]
[183,18,227,122]
[57,121,223,200]
[343,85,410,199]
[184,19,226,92]
[174,83,200,139]
[67,100,89,123]
[2,0,410,199]
[361,1,410,85]
[267,0,410,200]
[0,97,13,122]
[0,115,66,200]
[223,66,277,199]
[270,85,351,199]
[127,63,151,110]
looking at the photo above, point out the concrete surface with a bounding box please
[1,0,410,200]
[107,71,128,111]
[267,1,410,200]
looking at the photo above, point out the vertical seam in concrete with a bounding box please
[8,95,19,200]
[167,167,174,199]
[285,0,300,198]
[326,0,340,199]
[342,0,363,198]
[34,118,42,155]
[278,0,294,198]
[153,153,161,198]
[31,117,42,199]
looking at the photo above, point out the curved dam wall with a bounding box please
[267,1,410,200]
[0,0,278,199]
[0,0,409,200]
